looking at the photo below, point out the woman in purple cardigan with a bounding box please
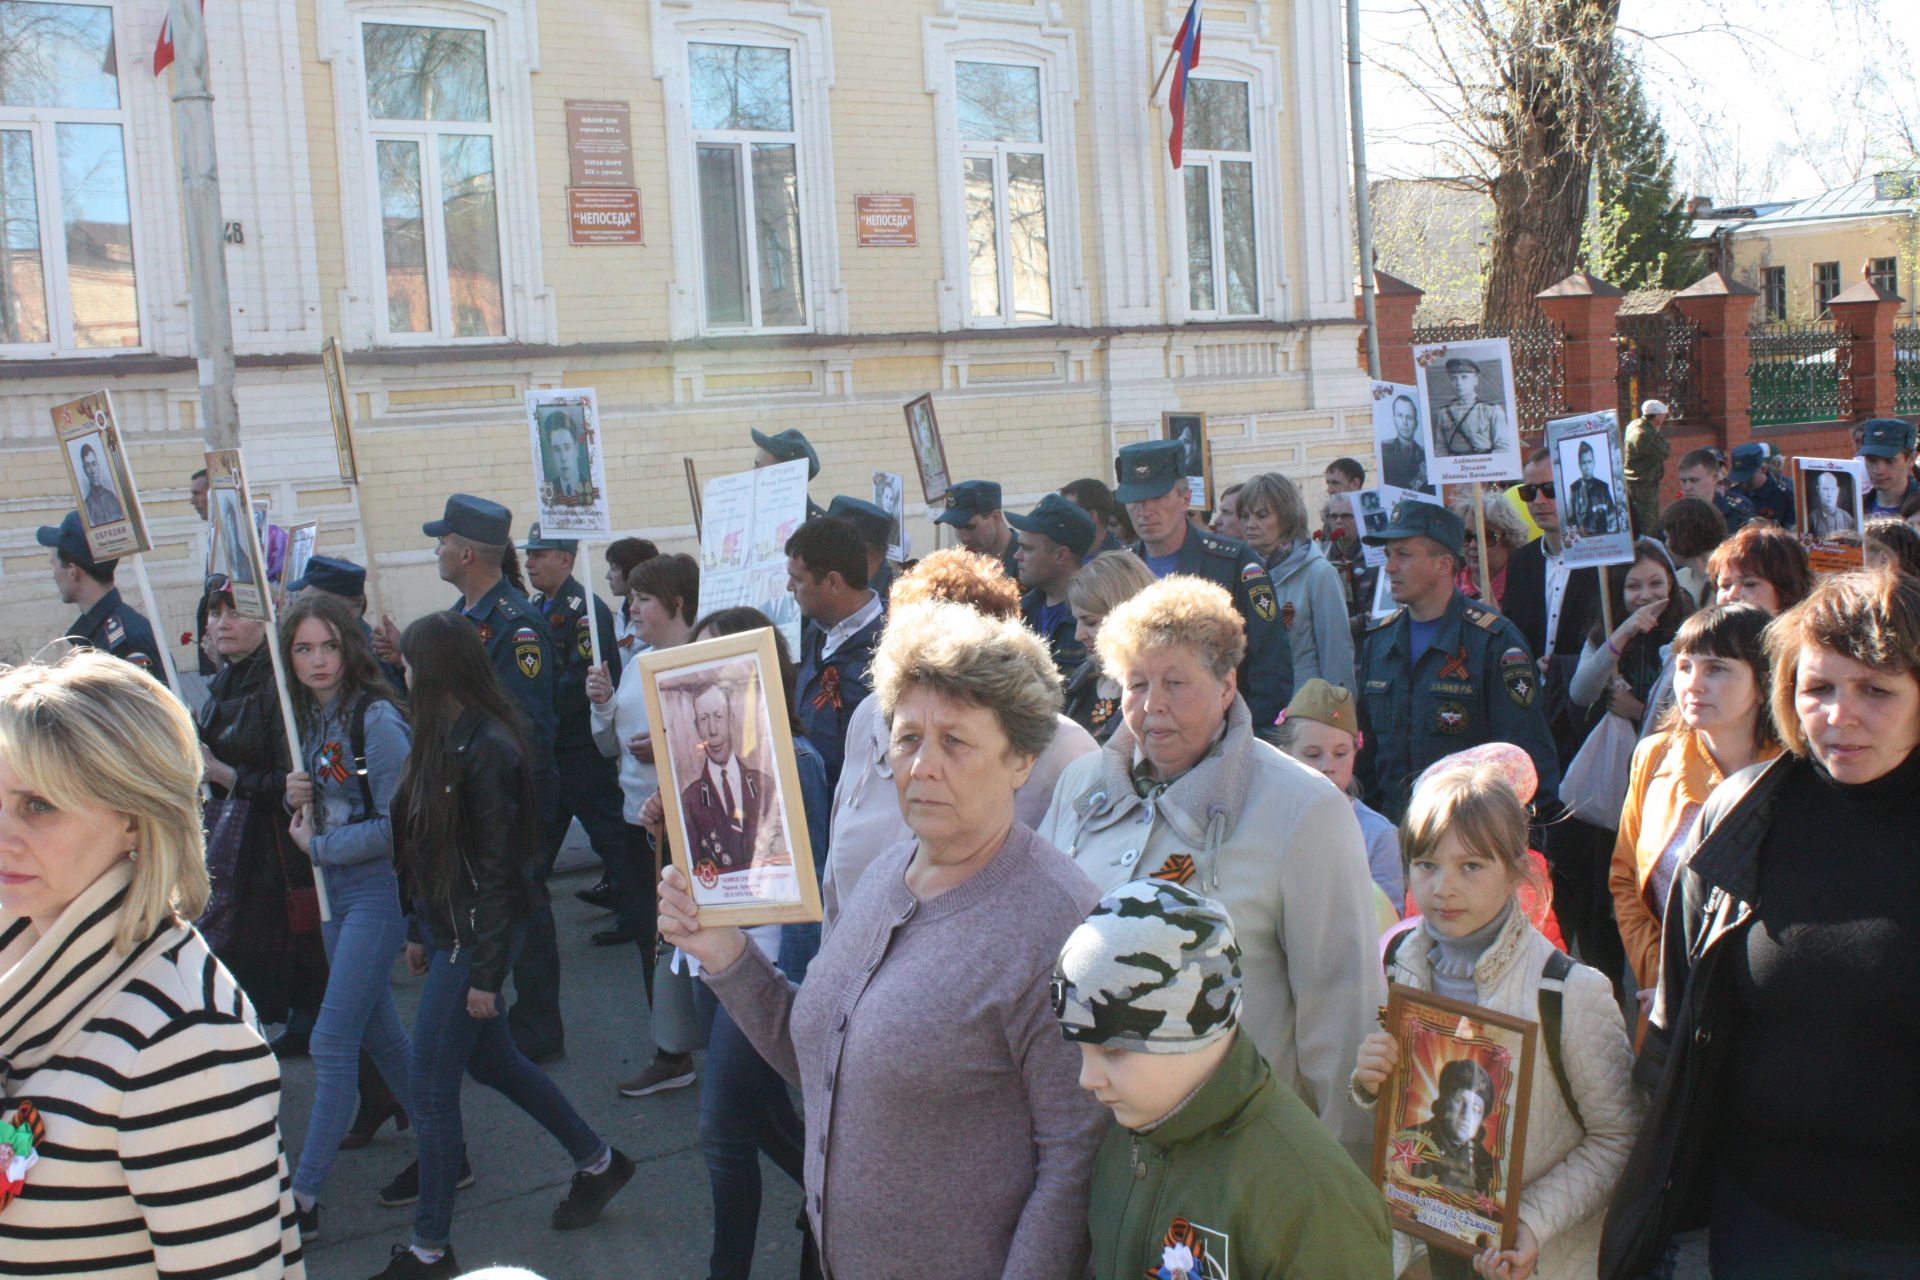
[660,600,1108,1278]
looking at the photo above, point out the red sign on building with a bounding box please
[855,195,917,247]
[567,188,643,245]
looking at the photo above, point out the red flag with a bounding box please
[1167,0,1204,169]
[152,0,205,76]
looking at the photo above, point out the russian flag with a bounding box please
[1167,0,1203,169]
[152,0,205,75]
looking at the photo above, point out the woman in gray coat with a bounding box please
[1236,472,1356,693]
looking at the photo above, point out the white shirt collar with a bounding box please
[821,591,884,660]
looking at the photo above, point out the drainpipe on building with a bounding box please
[168,0,241,453]
[1347,0,1381,379]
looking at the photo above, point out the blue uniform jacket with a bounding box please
[1132,523,1294,728]
[794,607,886,791]
[1355,590,1559,822]
[455,577,558,770]
[1021,587,1084,679]
[67,587,165,685]
[533,574,621,753]
[1743,472,1795,528]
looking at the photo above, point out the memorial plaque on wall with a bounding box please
[855,195,917,247]
[568,188,643,245]
[566,99,634,188]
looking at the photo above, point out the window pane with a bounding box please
[1006,152,1050,321]
[965,155,999,320]
[0,129,47,344]
[697,144,748,326]
[690,44,793,132]
[0,1,117,109]
[376,139,430,333]
[1185,166,1214,312]
[57,123,136,348]
[751,143,805,327]
[1220,160,1257,315]
[956,62,1041,144]
[364,24,490,123]
[1183,78,1250,153]
[439,134,503,337]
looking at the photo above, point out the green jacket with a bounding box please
[1088,1033,1391,1280]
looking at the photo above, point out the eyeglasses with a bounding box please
[203,572,233,593]
[1517,482,1557,502]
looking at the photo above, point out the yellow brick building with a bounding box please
[1,0,1368,666]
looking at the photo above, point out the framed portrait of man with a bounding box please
[872,470,909,561]
[1372,984,1536,1260]
[904,393,950,504]
[1546,411,1634,569]
[641,627,823,928]
[1160,411,1213,511]
[50,390,150,560]
[205,449,272,620]
[1371,381,1431,493]
[1793,456,1867,573]
[322,337,360,483]
[527,388,613,536]
[1412,337,1524,486]
[281,521,319,609]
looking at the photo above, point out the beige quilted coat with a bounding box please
[1379,906,1644,1279]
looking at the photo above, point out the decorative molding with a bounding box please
[1087,0,1161,325]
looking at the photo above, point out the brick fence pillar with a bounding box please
[1536,272,1625,416]
[1828,266,1903,422]
[1672,272,1760,454]
[1356,269,1424,385]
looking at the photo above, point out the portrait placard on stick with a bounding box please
[700,460,808,655]
[205,450,273,622]
[1793,456,1867,573]
[527,388,612,537]
[1546,411,1633,569]
[903,393,950,504]
[1356,485,1443,569]
[1413,337,1524,486]
[1371,381,1432,493]
[1160,411,1213,511]
[51,391,149,559]
[872,470,909,562]
[281,521,319,609]
[1372,984,1537,1259]
[641,628,823,928]
[322,338,359,483]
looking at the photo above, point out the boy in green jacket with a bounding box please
[1055,879,1392,1279]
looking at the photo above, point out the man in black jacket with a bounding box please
[1502,450,1603,683]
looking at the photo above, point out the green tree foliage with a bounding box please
[1587,59,1706,291]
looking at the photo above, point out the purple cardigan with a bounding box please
[704,822,1108,1278]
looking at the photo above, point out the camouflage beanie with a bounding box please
[1052,878,1242,1054]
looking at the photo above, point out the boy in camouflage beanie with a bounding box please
[1057,879,1391,1279]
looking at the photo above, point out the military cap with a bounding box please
[826,495,895,549]
[288,555,367,597]
[1444,357,1480,375]
[423,494,512,545]
[751,428,821,479]
[933,479,1004,526]
[1858,418,1917,459]
[523,521,578,554]
[1112,440,1186,504]
[1053,878,1242,1055]
[1279,677,1359,738]
[1005,492,1097,558]
[1361,498,1466,559]
[36,510,113,573]
[1728,442,1768,483]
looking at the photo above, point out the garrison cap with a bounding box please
[1444,357,1480,375]
[37,511,112,573]
[1857,418,1917,459]
[1005,493,1097,558]
[751,428,821,479]
[1112,440,1186,504]
[1053,879,1242,1055]
[827,496,895,549]
[523,521,578,554]
[288,555,367,597]
[424,494,512,545]
[1728,442,1768,483]
[933,479,1004,526]
[1280,677,1359,738]
[1361,498,1466,559]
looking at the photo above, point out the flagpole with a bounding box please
[1148,40,1181,101]
[168,0,241,455]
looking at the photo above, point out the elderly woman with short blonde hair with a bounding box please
[1038,575,1384,1165]
[662,601,1107,1277]
[0,652,304,1277]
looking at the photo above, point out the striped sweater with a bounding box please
[0,863,304,1278]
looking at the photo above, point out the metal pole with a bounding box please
[168,0,241,452]
[1347,0,1382,379]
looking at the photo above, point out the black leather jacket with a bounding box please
[401,707,545,993]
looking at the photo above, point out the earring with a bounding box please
[127,848,139,863]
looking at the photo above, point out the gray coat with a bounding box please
[1267,539,1357,694]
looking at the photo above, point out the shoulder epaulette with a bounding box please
[1463,601,1504,632]
[1197,534,1238,558]
[1364,607,1405,633]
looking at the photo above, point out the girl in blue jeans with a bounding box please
[283,593,413,1238]
[373,611,633,1280]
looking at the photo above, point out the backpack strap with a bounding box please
[349,694,381,816]
[1538,949,1584,1129]
[1381,924,1416,975]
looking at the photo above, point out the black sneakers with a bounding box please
[369,1244,460,1279]
[294,1200,319,1240]
[377,1154,475,1208]
[551,1147,636,1230]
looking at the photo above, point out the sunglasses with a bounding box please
[203,572,233,593]
[1517,482,1557,502]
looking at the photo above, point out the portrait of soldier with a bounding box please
[1564,439,1622,536]
[678,677,778,875]
[1381,394,1428,490]
[1433,358,1508,458]
[1393,1057,1498,1197]
[217,490,256,586]
[76,440,126,527]
[1807,469,1859,541]
[542,409,589,501]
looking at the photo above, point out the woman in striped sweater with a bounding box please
[0,650,304,1278]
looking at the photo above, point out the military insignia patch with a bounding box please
[575,616,592,660]
[1500,650,1536,706]
[104,615,126,647]
[127,653,152,671]
[1280,601,1295,629]
[1250,584,1277,622]
[1239,562,1264,583]
[1436,701,1468,734]
[512,625,542,678]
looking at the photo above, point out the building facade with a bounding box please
[1708,174,1920,323]
[0,0,1368,665]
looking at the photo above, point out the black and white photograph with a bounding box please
[1371,380,1431,492]
[205,448,271,620]
[527,387,613,536]
[281,521,318,609]
[1546,411,1635,568]
[1357,485,1442,568]
[1160,411,1213,511]
[1412,337,1524,486]
[640,627,823,927]
[49,390,149,560]
[1794,456,1867,573]
[872,470,909,561]
[904,393,950,503]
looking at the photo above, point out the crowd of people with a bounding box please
[5,410,1918,1280]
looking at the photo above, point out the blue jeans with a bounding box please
[410,927,605,1250]
[1710,1166,1920,1278]
[693,980,804,1280]
[292,861,413,1201]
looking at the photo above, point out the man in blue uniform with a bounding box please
[38,510,166,684]
[934,479,1022,579]
[752,426,826,519]
[1729,442,1795,528]
[1113,440,1294,728]
[523,523,633,948]
[1008,492,1096,678]
[786,515,885,790]
[826,495,898,603]
[1858,417,1920,518]
[1675,447,1755,534]
[1354,501,1559,822]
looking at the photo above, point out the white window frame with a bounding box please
[653,1,843,340]
[317,0,550,349]
[0,0,151,357]
[955,58,1052,327]
[1175,72,1260,322]
[924,16,1085,331]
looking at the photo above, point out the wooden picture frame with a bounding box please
[205,449,274,622]
[1793,456,1867,573]
[640,627,823,928]
[322,337,359,483]
[903,392,950,504]
[1160,411,1213,511]
[1371,983,1537,1259]
[281,520,319,610]
[51,390,151,560]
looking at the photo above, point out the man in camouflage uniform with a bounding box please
[1432,357,1506,457]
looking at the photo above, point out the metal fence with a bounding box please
[1409,321,1568,439]
[1895,323,1920,416]
[1747,321,1853,427]
[1616,312,1701,425]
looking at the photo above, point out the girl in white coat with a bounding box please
[1351,759,1642,1280]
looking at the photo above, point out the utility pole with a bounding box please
[1347,0,1381,379]
[168,0,241,452]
